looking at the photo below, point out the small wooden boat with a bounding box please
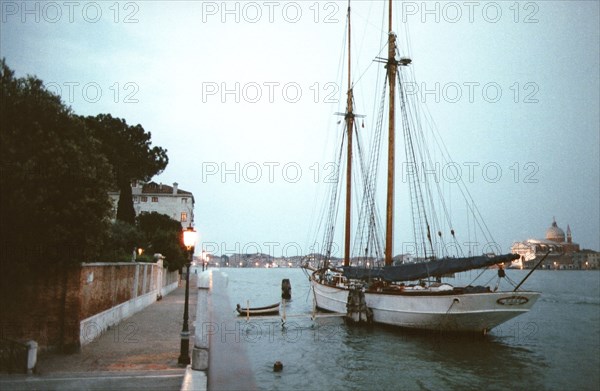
[236,302,280,316]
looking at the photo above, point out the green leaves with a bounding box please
[1,59,113,269]
[136,212,188,271]
[0,59,171,273]
[82,114,169,224]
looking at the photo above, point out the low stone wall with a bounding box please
[161,271,179,297]
[0,261,178,352]
[184,270,257,391]
[78,262,179,346]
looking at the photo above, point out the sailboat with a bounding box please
[309,1,540,333]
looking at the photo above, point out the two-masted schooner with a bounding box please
[309,0,540,333]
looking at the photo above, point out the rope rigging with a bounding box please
[352,79,387,267]
[310,1,503,271]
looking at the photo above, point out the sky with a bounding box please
[1,0,599,257]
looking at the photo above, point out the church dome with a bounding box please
[546,218,565,242]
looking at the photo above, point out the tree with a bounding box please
[1,59,119,351]
[0,60,173,352]
[100,220,144,262]
[0,59,113,272]
[137,212,188,271]
[82,114,168,224]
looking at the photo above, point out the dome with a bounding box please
[546,218,565,242]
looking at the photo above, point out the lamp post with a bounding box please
[178,225,196,366]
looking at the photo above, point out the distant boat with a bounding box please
[309,0,540,333]
[236,303,280,316]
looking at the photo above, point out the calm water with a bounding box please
[217,268,599,391]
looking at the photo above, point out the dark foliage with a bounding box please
[0,59,113,273]
[1,59,175,275]
[99,221,144,262]
[137,212,189,271]
[82,114,168,225]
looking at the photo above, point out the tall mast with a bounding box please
[343,0,354,267]
[384,0,397,266]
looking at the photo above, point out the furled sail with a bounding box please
[343,253,519,282]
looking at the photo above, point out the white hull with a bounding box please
[311,278,540,332]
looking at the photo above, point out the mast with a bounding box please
[343,0,354,267]
[384,0,397,266]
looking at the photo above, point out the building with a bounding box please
[109,181,195,228]
[511,218,589,269]
[573,250,600,270]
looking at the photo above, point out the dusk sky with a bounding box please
[1,1,598,257]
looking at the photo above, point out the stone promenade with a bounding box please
[0,274,203,391]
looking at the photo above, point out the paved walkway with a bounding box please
[0,275,199,390]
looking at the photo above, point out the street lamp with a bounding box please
[178,225,196,366]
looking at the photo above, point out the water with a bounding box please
[219,268,599,391]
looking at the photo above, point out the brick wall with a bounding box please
[0,262,179,352]
[0,265,81,352]
[79,263,142,320]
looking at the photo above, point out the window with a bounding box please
[181,198,188,204]
[181,212,187,222]
[141,196,148,202]
[152,196,158,202]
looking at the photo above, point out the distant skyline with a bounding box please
[1,1,598,256]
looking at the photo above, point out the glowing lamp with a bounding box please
[183,226,197,249]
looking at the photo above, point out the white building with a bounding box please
[109,181,195,228]
[511,218,582,269]
[573,250,600,270]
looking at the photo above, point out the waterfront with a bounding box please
[222,268,599,391]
